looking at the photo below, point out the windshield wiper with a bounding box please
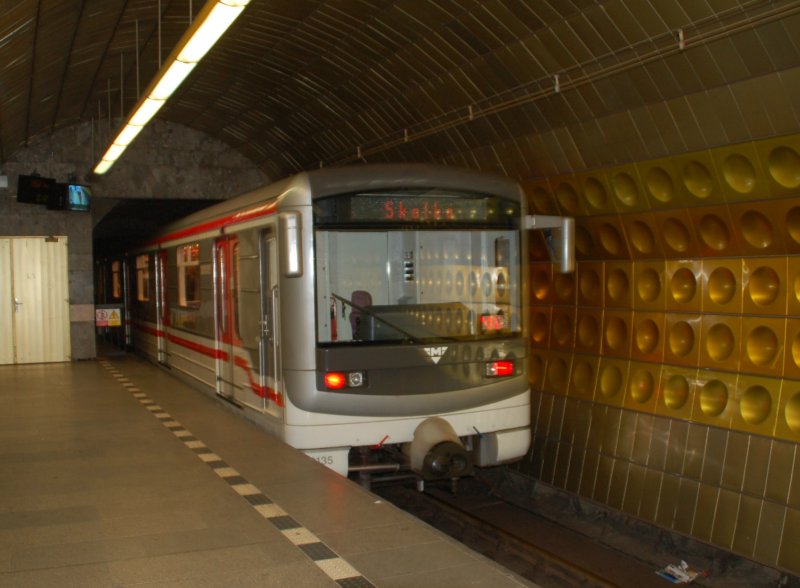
[331,292,422,344]
[331,293,467,344]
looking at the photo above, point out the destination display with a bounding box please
[315,190,519,226]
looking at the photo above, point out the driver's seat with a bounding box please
[349,290,372,339]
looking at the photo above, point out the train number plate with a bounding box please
[303,448,349,476]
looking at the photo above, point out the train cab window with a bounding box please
[314,189,521,345]
[178,243,201,308]
[111,261,122,299]
[315,230,520,344]
[135,254,150,302]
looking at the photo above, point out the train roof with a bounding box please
[142,163,522,247]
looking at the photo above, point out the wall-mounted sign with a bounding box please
[96,307,121,327]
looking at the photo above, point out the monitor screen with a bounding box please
[66,184,92,212]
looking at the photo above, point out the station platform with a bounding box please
[0,352,535,587]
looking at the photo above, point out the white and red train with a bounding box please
[96,164,572,482]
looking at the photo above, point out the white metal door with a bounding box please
[1,237,71,364]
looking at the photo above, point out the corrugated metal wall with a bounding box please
[521,132,800,573]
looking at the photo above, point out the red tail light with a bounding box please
[324,372,347,389]
[486,360,514,377]
[322,370,366,391]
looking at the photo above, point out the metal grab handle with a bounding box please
[261,285,279,341]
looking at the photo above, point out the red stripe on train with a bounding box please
[234,356,283,407]
[133,322,283,407]
[145,201,278,246]
[167,332,226,360]
[136,323,164,338]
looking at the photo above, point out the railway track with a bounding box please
[373,474,797,588]
[374,479,643,587]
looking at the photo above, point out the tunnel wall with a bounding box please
[1,120,267,361]
[520,132,800,573]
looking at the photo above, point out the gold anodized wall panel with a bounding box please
[775,379,800,443]
[577,171,616,215]
[754,135,800,199]
[711,142,768,204]
[636,157,690,210]
[604,164,650,213]
[729,201,789,257]
[596,357,629,408]
[589,216,631,260]
[630,311,665,362]
[526,133,800,575]
[702,258,743,314]
[774,197,800,255]
[688,204,741,258]
[665,260,702,312]
[742,257,788,316]
[620,211,665,259]
[624,360,661,414]
[632,261,666,311]
[577,262,604,307]
[575,307,603,354]
[603,261,633,309]
[671,150,726,206]
[786,256,800,315]
[655,365,696,421]
[652,208,702,259]
[699,314,742,372]
[739,316,786,377]
[568,354,600,402]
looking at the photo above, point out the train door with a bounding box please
[154,250,168,362]
[123,258,132,347]
[214,237,235,399]
[258,230,280,414]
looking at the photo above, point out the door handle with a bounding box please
[14,297,22,313]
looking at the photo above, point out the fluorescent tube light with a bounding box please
[93,0,251,175]
[150,60,197,100]
[100,143,127,162]
[113,124,144,147]
[178,3,247,63]
[94,160,114,175]
[128,98,166,127]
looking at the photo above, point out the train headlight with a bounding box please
[347,371,365,387]
[485,360,514,377]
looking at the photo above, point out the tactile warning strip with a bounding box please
[99,360,375,588]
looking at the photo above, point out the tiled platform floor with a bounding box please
[0,353,535,587]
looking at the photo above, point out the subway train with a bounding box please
[96,164,573,484]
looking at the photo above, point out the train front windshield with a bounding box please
[314,190,521,344]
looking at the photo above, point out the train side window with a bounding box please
[178,243,201,307]
[136,254,150,302]
[111,261,122,299]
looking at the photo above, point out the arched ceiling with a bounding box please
[3,0,800,181]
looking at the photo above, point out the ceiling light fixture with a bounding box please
[93,0,251,175]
